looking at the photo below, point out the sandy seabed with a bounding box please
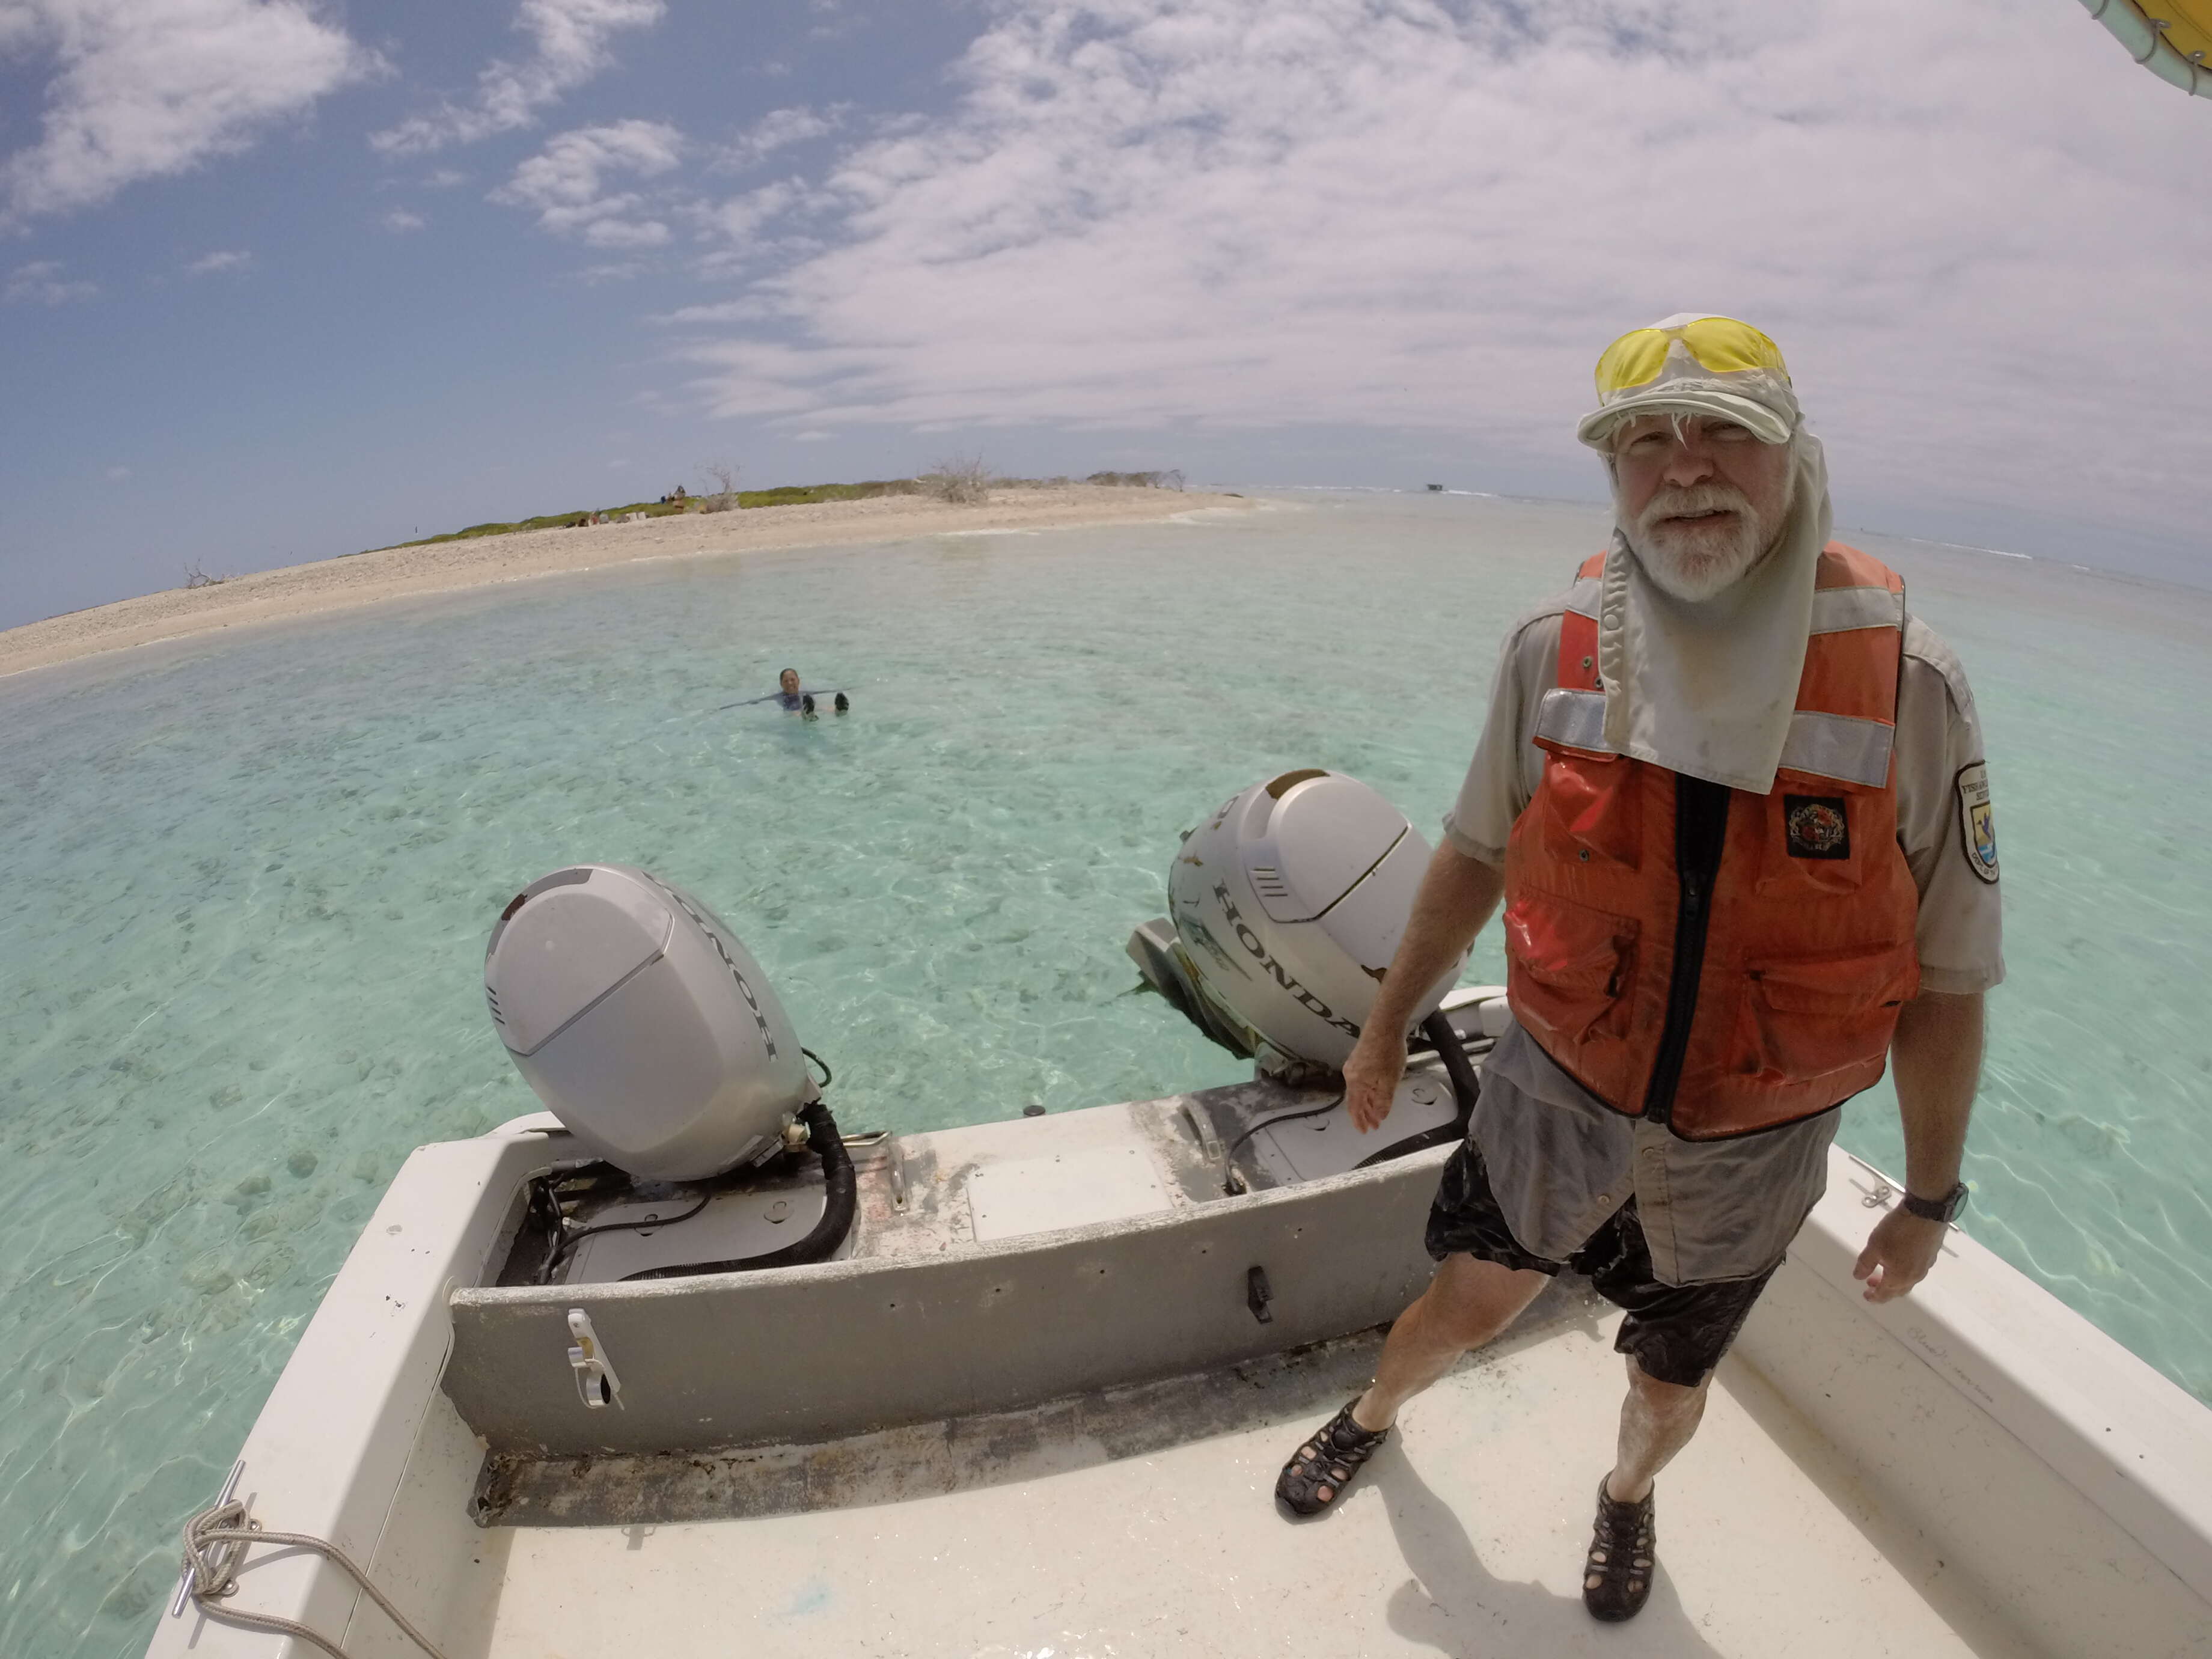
[0,484,1250,679]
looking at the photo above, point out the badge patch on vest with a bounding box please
[1784,795,1851,860]
[1955,761,1998,884]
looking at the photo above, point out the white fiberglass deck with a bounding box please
[147,1093,2212,1659]
[432,1315,2022,1659]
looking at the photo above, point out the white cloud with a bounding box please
[653,296,778,325]
[722,105,841,170]
[185,249,251,275]
[682,0,2211,549]
[105,464,130,480]
[2,0,374,222]
[372,0,666,155]
[584,216,669,247]
[492,118,682,246]
[4,258,97,303]
[703,178,802,240]
[423,167,468,188]
[804,0,860,45]
[382,208,426,232]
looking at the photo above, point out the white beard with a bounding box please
[1625,481,1783,602]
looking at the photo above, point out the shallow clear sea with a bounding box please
[2,492,2208,1655]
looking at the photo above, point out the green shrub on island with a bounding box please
[738,479,923,509]
[370,468,1184,554]
[376,481,921,551]
[1086,469,1184,490]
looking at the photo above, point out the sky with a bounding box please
[0,0,2205,630]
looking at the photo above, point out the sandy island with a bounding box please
[0,483,1251,679]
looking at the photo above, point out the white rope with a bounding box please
[180,1497,452,1659]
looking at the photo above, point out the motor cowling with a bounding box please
[1138,769,1467,1080]
[484,864,811,1179]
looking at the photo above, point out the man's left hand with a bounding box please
[1851,1208,1948,1303]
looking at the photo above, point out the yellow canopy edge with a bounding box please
[2146,0,2212,61]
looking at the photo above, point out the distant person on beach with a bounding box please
[1273,316,2002,1625]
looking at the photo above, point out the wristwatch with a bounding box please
[1899,1181,1969,1224]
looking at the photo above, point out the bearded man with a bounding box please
[1273,316,2004,1623]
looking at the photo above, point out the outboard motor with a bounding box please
[1127,769,1469,1083]
[486,864,809,1178]
[485,864,854,1282]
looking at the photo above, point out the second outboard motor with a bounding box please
[1128,769,1468,1083]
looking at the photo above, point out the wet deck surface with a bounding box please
[451,1294,2033,1659]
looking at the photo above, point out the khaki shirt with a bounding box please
[1441,600,2005,1284]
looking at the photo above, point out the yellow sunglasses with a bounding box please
[1593,316,1789,398]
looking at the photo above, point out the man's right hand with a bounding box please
[1343,1028,1407,1133]
[1338,843,1506,1135]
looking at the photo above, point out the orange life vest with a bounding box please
[1501,543,1921,1140]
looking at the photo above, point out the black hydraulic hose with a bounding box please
[1420,1008,1483,1129]
[1349,1011,1484,1170]
[620,1099,856,1280]
[1224,1091,1346,1164]
[539,1184,715,1284]
[1352,1120,1465,1168]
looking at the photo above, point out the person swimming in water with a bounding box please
[723,668,849,714]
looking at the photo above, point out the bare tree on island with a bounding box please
[697,462,741,512]
[921,454,992,505]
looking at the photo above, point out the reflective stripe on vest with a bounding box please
[1502,543,1922,1140]
[1535,686,1895,790]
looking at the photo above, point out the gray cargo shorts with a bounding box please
[1424,1140,1776,1388]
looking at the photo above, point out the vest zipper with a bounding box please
[1643,779,1728,1128]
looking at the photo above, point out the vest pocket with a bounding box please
[1740,946,1915,1084]
[1537,749,1641,869]
[1503,894,1638,1048]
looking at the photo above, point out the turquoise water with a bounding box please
[2,494,2208,1655]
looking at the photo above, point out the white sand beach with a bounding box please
[0,484,1248,679]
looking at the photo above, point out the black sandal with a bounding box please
[1583,1476,1657,1622]
[1276,1398,1389,1516]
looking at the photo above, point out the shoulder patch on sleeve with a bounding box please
[1955,761,1998,884]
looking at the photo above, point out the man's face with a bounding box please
[780,669,800,694]
[1612,414,1794,602]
